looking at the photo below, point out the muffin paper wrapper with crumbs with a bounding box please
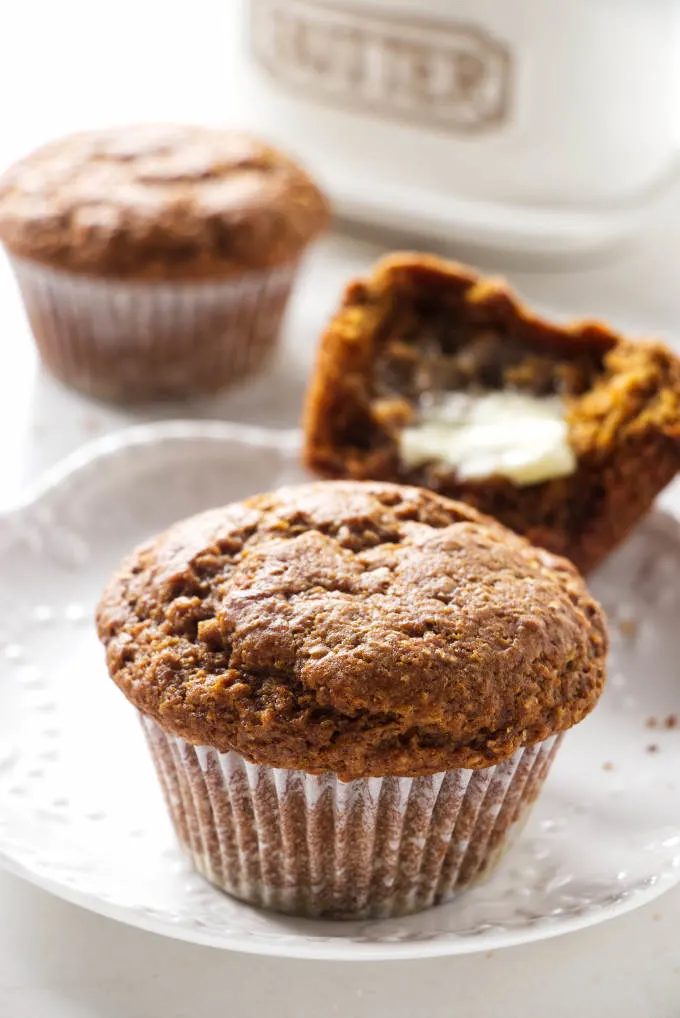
[9,256,298,402]
[141,716,562,920]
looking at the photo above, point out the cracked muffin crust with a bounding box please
[0,124,330,280]
[303,254,680,574]
[97,481,608,781]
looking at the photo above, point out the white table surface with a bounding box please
[3,1,680,1015]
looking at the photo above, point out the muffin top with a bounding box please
[0,124,330,280]
[97,481,607,780]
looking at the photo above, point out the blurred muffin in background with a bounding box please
[0,124,330,402]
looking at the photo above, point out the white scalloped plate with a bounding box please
[1,421,680,960]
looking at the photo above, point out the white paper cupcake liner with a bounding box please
[141,716,562,920]
[9,256,298,402]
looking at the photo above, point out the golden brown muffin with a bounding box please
[97,481,607,781]
[0,124,330,401]
[0,124,330,280]
[303,254,680,574]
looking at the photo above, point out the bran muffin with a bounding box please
[97,481,607,919]
[0,124,329,401]
[304,254,680,574]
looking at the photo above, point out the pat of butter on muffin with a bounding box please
[399,391,577,486]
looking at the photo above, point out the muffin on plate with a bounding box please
[0,124,329,402]
[304,254,680,574]
[97,481,607,920]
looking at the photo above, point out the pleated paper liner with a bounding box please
[10,256,297,402]
[142,716,562,920]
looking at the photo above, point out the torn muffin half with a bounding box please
[303,253,680,574]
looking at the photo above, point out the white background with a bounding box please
[1,1,680,1014]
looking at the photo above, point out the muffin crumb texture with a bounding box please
[97,482,607,780]
[304,254,680,573]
